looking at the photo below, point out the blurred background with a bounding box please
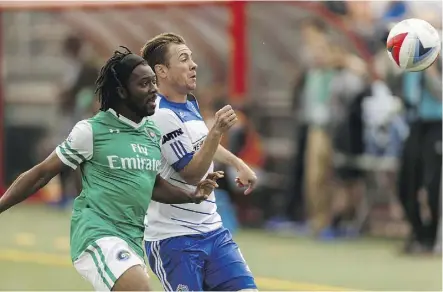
[0,0,442,290]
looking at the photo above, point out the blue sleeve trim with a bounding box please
[171,152,194,172]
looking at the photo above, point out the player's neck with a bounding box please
[158,87,187,104]
[114,105,143,124]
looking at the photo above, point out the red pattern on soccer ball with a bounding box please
[387,32,408,66]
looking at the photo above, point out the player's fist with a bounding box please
[235,167,258,195]
[190,171,224,204]
[212,105,237,134]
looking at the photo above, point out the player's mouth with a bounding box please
[146,95,156,107]
[190,73,197,81]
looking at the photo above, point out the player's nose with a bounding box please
[190,60,197,71]
[149,83,158,94]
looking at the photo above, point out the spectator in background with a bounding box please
[288,19,336,237]
[59,34,99,121]
[397,58,442,254]
[55,34,99,207]
[207,97,266,227]
[283,19,330,227]
[380,1,407,22]
[227,105,266,225]
[327,45,368,238]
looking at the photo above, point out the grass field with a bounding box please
[0,204,441,291]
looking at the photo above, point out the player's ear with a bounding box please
[117,86,128,100]
[154,64,167,79]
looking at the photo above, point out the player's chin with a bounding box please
[143,106,155,116]
[186,82,197,91]
[144,103,156,116]
[145,109,155,116]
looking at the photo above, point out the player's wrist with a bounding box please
[208,127,224,138]
[234,158,248,172]
[186,192,196,203]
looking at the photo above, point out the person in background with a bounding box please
[327,45,368,238]
[398,58,442,254]
[56,34,99,207]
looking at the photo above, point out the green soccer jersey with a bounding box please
[55,109,162,261]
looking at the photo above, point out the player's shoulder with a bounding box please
[86,110,125,134]
[152,97,183,122]
[144,118,162,135]
[155,93,198,114]
[143,120,163,146]
[65,119,93,149]
[85,111,109,127]
[72,119,93,134]
[154,93,203,124]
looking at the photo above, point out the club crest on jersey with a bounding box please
[144,128,157,140]
[116,250,131,261]
[148,129,155,137]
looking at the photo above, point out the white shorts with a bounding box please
[73,236,147,291]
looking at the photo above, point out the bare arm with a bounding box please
[214,144,258,195]
[152,172,223,204]
[214,144,247,170]
[179,105,237,185]
[179,128,223,185]
[0,152,67,213]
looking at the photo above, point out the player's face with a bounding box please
[165,43,198,93]
[126,64,158,117]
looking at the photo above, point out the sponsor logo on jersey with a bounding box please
[162,128,184,144]
[116,250,131,261]
[109,129,120,134]
[193,138,205,152]
[176,284,189,291]
[106,143,161,171]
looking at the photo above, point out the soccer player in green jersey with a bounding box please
[0,47,223,291]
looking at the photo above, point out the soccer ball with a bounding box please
[386,18,441,72]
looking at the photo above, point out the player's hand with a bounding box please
[212,105,237,134]
[235,167,257,195]
[190,171,224,204]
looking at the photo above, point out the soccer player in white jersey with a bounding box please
[141,33,258,291]
[0,47,223,291]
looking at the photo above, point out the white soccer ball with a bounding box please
[386,18,441,72]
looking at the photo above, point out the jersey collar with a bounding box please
[107,109,145,129]
[157,93,189,109]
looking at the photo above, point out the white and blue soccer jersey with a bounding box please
[144,94,222,241]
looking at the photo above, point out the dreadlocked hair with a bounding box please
[95,46,132,111]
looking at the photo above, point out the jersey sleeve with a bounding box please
[55,120,93,170]
[150,109,195,172]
